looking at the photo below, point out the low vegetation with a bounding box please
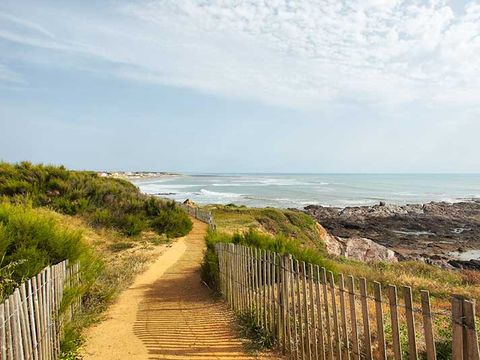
[0,161,193,358]
[205,204,326,252]
[202,204,480,302]
[0,161,192,237]
[0,202,100,300]
[201,204,479,358]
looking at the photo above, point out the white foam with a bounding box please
[199,189,243,198]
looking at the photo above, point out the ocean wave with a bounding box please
[198,189,243,198]
[211,183,244,187]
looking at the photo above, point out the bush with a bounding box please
[0,202,101,300]
[0,162,192,239]
[151,202,193,237]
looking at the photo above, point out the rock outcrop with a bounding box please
[317,224,397,262]
[305,200,480,268]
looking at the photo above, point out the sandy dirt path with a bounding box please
[81,219,274,359]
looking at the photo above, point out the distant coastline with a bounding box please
[98,171,181,180]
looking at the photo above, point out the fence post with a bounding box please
[254,248,260,325]
[374,281,387,360]
[359,278,372,360]
[452,296,464,360]
[290,256,299,359]
[328,271,341,360]
[420,290,436,360]
[302,262,312,360]
[403,286,418,360]
[0,303,5,360]
[321,268,333,360]
[388,285,403,360]
[348,276,360,360]
[309,263,319,360]
[316,266,326,360]
[279,254,287,355]
[338,274,350,360]
[463,300,480,360]
[266,251,271,332]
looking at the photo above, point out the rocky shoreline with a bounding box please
[304,200,480,270]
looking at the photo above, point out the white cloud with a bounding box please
[0,0,479,108]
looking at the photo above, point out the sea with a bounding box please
[132,173,480,209]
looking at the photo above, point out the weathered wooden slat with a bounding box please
[254,248,260,324]
[309,264,318,360]
[328,271,342,360]
[463,300,480,360]
[10,293,22,360]
[451,296,464,360]
[5,297,13,360]
[280,254,287,354]
[338,274,350,360]
[403,286,418,360]
[296,260,306,360]
[267,251,273,334]
[359,278,372,360]
[27,279,38,360]
[19,283,32,360]
[373,281,387,360]
[321,268,333,360]
[348,276,360,360]
[0,303,6,360]
[263,250,268,328]
[315,266,326,360]
[290,257,299,359]
[302,262,312,360]
[420,290,436,360]
[388,285,403,360]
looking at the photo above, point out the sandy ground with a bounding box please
[81,219,275,360]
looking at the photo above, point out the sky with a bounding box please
[0,0,479,173]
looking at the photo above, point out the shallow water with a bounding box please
[449,250,480,261]
[133,173,480,208]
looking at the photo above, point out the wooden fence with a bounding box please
[0,261,81,360]
[215,243,480,360]
[178,204,216,229]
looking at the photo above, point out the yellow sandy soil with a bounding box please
[81,219,276,359]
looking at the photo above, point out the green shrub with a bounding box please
[151,202,193,238]
[0,202,101,301]
[0,162,192,239]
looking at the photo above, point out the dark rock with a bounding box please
[448,259,480,271]
[304,200,480,269]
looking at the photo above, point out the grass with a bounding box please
[201,205,478,357]
[0,202,100,300]
[205,204,326,253]
[236,310,275,353]
[202,204,480,302]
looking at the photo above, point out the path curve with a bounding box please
[81,219,273,359]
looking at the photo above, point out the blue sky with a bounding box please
[0,0,479,173]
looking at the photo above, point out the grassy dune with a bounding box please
[203,204,480,301]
